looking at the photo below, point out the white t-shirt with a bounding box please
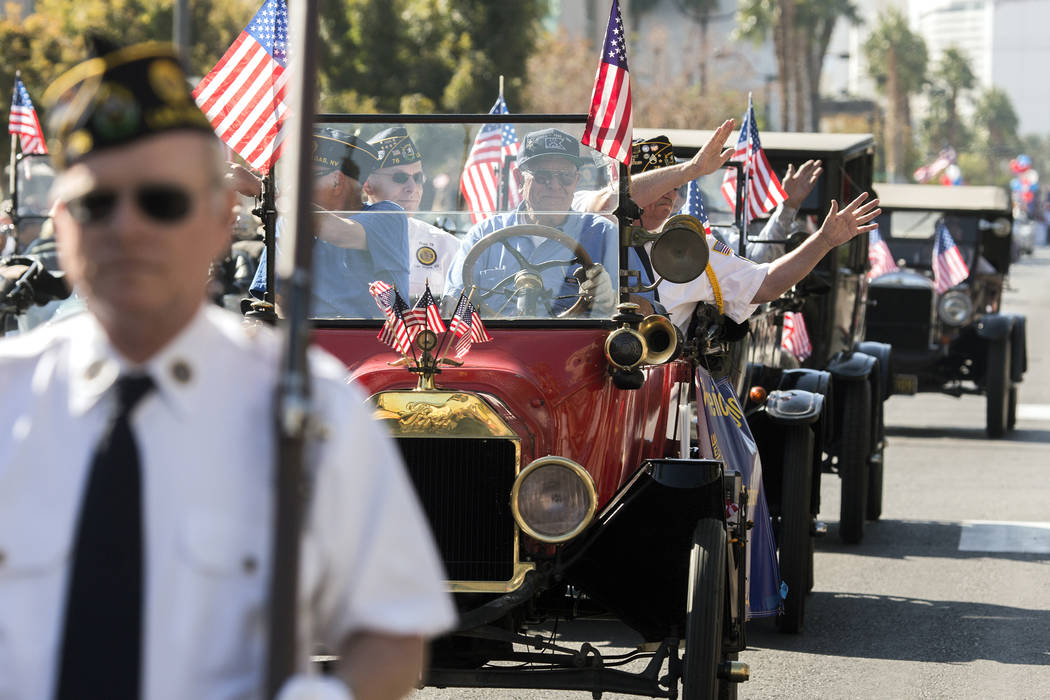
[407,218,459,300]
[0,305,455,700]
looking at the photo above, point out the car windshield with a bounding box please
[268,118,624,322]
[876,211,978,270]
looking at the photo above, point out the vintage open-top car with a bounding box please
[631,128,892,638]
[867,183,1027,437]
[261,114,777,698]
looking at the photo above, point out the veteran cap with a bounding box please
[631,135,677,175]
[518,128,585,170]
[312,127,380,181]
[43,41,215,167]
[367,127,422,169]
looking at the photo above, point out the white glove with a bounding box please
[276,675,354,700]
[579,262,615,312]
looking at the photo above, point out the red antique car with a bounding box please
[267,115,774,699]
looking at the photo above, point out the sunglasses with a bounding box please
[375,170,426,185]
[526,169,578,187]
[64,183,199,225]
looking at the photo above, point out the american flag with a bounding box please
[193,0,288,173]
[376,288,415,355]
[679,179,713,235]
[913,147,956,184]
[932,221,969,293]
[8,76,47,155]
[409,285,446,334]
[460,95,522,223]
[448,295,492,360]
[581,0,632,165]
[781,311,812,361]
[867,227,899,280]
[721,95,786,227]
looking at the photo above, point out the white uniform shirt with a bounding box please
[407,218,459,300]
[655,235,770,328]
[0,306,455,700]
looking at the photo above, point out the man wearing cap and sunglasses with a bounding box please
[0,41,453,700]
[445,127,633,317]
[363,127,459,300]
[241,127,411,318]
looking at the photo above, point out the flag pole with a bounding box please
[267,0,320,693]
[9,72,19,226]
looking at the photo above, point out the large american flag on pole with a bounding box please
[581,0,632,165]
[193,0,288,173]
[932,221,970,293]
[460,95,522,223]
[721,94,786,228]
[9,76,48,155]
[867,227,899,280]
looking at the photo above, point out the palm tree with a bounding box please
[864,7,928,181]
[921,47,977,155]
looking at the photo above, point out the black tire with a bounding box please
[776,425,814,634]
[683,518,727,700]
[866,448,884,521]
[985,336,1011,438]
[838,381,871,544]
[1008,385,1018,431]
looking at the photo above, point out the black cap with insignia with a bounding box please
[43,41,215,167]
[312,127,380,182]
[367,126,422,169]
[517,128,585,170]
[630,135,677,175]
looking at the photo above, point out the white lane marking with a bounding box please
[958,520,1050,554]
[1017,404,1050,421]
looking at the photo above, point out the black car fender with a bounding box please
[855,341,893,399]
[975,313,1015,341]
[827,349,877,383]
[765,388,824,425]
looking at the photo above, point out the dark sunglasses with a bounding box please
[526,169,578,187]
[376,170,426,185]
[64,184,198,225]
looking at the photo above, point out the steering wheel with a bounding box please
[460,223,596,317]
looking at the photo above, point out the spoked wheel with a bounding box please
[682,518,727,700]
[776,425,814,634]
[838,380,871,544]
[986,336,1012,438]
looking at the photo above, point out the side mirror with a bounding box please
[649,215,710,284]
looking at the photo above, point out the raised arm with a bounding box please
[752,193,880,303]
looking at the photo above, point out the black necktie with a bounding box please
[56,374,155,700]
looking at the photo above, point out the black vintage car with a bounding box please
[633,129,892,637]
[866,183,1027,437]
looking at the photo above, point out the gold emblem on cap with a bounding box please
[149,59,190,104]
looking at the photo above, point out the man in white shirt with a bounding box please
[0,41,453,700]
[364,127,460,300]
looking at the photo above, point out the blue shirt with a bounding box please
[445,206,651,317]
[250,201,409,318]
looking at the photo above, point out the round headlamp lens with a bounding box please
[512,458,596,543]
[938,290,973,326]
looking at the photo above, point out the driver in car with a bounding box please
[444,128,629,317]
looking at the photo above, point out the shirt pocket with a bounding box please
[180,513,267,578]
[0,506,74,697]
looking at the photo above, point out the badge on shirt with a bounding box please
[416,245,437,266]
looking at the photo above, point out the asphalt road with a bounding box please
[413,247,1050,700]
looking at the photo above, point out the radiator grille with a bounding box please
[866,286,933,350]
[397,438,517,582]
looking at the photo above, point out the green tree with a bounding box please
[972,86,1021,183]
[735,0,860,131]
[864,7,927,181]
[920,47,976,157]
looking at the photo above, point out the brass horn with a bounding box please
[638,314,681,365]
